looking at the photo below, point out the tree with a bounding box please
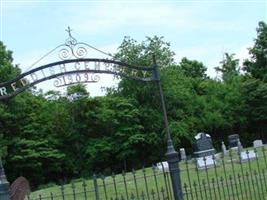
[115,36,175,67]
[0,41,21,82]
[113,36,176,160]
[114,35,175,99]
[241,78,267,140]
[215,53,240,82]
[243,21,267,82]
[178,57,207,79]
[0,41,22,172]
[66,84,89,99]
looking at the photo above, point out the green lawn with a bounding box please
[28,146,267,200]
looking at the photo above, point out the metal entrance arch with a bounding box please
[0,28,183,200]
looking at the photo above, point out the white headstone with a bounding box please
[253,140,263,148]
[222,141,227,155]
[237,139,243,154]
[180,148,186,160]
[156,161,169,172]
[240,150,257,162]
[196,155,216,170]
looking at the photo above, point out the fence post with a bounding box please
[93,174,100,200]
[152,56,183,200]
[0,158,10,200]
[166,141,183,200]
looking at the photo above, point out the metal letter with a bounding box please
[49,67,55,75]
[30,73,38,82]
[59,64,67,73]
[76,73,81,82]
[94,62,100,70]
[131,69,138,77]
[41,69,46,78]
[0,87,7,96]
[20,78,27,86]
[67,75,73,84]
[142,71,148,78]
[104,62,111,71]
[84,61,90,70]
[11,82,17,91]
[74,62,81,70]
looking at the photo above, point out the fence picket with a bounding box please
[152,165,161,200]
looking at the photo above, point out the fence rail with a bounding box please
[28,146,267,200]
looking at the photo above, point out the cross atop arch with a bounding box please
[66,26,73,37]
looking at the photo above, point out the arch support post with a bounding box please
[0,158,10,200]
[153,59,183,200]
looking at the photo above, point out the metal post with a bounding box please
[93,174,100,200]
[152,56,183,200]
[0,158,10,200]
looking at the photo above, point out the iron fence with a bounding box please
[27,146,267,200]
[27,165,173,200]
[182,146,267,200]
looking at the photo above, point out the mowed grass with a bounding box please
[29,146,267,200]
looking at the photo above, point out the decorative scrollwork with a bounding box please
[58,47,72,60]
[58,37,87,60]
[74,46,87,58]
[65,36,77,47]
[91,74,100,82]
[53,77,62,87]
[56,26,113,61]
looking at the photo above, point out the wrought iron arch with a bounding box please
[0,58,156,100]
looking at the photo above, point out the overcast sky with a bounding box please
[1,0,266,96]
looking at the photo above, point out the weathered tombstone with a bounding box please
[10,176,30,200]
[156,161,169,172]
[221,141,227,155]
[196,155,216,170]
[240,151,257,162]
[193,132,215,157]
[180,148,186,161]
[253,140,263,148]
[228,134,240,149]
[237,139,243,154]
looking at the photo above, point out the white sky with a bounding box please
[1,0,267,96]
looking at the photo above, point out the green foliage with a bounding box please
[178,57,208,79]
[215,53,240,82]
[115,36,175,66]
[244,21,267,82]
[241,78,267,139]
[66,84,89,97]
[0,41,21,82]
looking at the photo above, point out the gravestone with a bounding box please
[10,177,30,200]
[193,132,215,157]
[196,155,216,170]
[228,134,240,149]
[180,148,186,161]
[221,141,227,155]
[237,139,243,154]
[253,140,263,148]
[240,151,257,162]
[156,161,169,172]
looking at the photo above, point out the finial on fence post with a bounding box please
[0,157,10,200]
